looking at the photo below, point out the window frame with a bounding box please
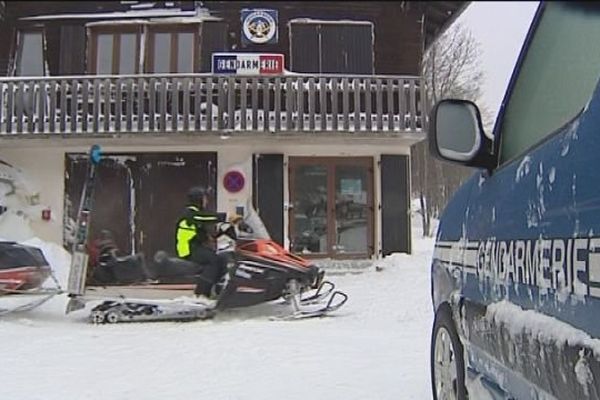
[13,27,47,77]
[145,24,200,74]
[88,25,142,75]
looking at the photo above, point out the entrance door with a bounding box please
[289,157,373,258]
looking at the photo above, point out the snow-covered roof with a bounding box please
[20,8,200,21]
[288,18,373,26]
[85,15,221,27]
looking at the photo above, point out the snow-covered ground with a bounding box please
[0,221,437,400]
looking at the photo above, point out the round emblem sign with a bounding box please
[242,10,277,44]
[223,170,245,193]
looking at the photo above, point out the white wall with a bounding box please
[0,136,412,255]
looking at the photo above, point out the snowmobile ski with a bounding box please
[89,297,216,324]
[299,281,335,305]
[272,290,349,321]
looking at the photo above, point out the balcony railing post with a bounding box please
[60,80,68,133]
[159,78,168,132]
[353,78,360,132]
[274,77,281,132]
[376,78,383,131]
[27,81,39,133]
[92,79,100,133]
[319,77,327,131]
[126,78,134,132]
[342,78,349,131]
[103,79,111,133]
[386,78,394,132]
[48,81,57,133]
[331,77,339,131]
[81,79,89,133]
[193,78,201,131]
[16,81,24,134]
[365,78,372,131]
[171,78,179,132]
[398,79,407,130]
[409,79,417,131]
[240,77,248,130]
[285,78,293,131]
[297,78,305,131]
[182,77,190,132]
[307,77,315,131]
[115,79,122,132]
[249,78,258,130]
[262,77,270,132]
[205,77,213,131]
[228,77,236,131]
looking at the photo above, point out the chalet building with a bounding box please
[0,1,465,261]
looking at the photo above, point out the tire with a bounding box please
[431,307,467,400]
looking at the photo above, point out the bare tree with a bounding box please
[412,23,491,236]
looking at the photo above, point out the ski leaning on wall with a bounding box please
[66,145,102,313]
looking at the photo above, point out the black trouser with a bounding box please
[189,244,228,297]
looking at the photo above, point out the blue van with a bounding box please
[429,2,600,399]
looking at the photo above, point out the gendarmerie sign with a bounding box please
[212,53,284,75]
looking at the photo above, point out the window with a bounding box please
[88,26,141,74]
[498,3,600,164]
[15,29,45,76]
[146,26,198,73]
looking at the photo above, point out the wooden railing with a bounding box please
[0,74,424,135]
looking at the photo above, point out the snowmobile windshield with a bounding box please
[239,201,271,240]
[0,242,49,270]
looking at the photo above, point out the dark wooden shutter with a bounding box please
[381,154,411,255]
[321,24,373,74]
[253,154,284,245]
[289,23,320,73]
[199,20,228,72]
[59,25,86,75]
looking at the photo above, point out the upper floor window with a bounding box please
[146,25,198,73]
[15,29,45,76]
[88,25,141,74]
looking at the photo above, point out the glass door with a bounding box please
[334,165,370,255]
[289,164,329,255]
[289,157,373,258]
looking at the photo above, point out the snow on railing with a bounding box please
[0,73,424,135]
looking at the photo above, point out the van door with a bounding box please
[460,3,600,398]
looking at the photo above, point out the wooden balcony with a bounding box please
[0,74,424,137]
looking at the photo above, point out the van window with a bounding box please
[499,3,600,164]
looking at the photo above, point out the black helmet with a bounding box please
[188,186,208,204]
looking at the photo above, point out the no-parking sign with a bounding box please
[223,170,245,193]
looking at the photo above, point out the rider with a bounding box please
[176,186,227,297]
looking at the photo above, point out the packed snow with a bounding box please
[0,216,438,400]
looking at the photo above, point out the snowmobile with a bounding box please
[65,145,347,323]
[0,241,62,316]
[69,214,348,324]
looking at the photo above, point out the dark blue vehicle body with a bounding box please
[431,2,600,399]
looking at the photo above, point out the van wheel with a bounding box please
[431,308,467,400]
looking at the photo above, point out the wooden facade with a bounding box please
[0,1,466,259]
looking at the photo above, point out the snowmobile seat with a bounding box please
[150,251,207,284]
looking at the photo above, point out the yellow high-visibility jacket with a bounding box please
[176,205,218,258]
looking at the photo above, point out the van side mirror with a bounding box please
[429,99,496,170]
